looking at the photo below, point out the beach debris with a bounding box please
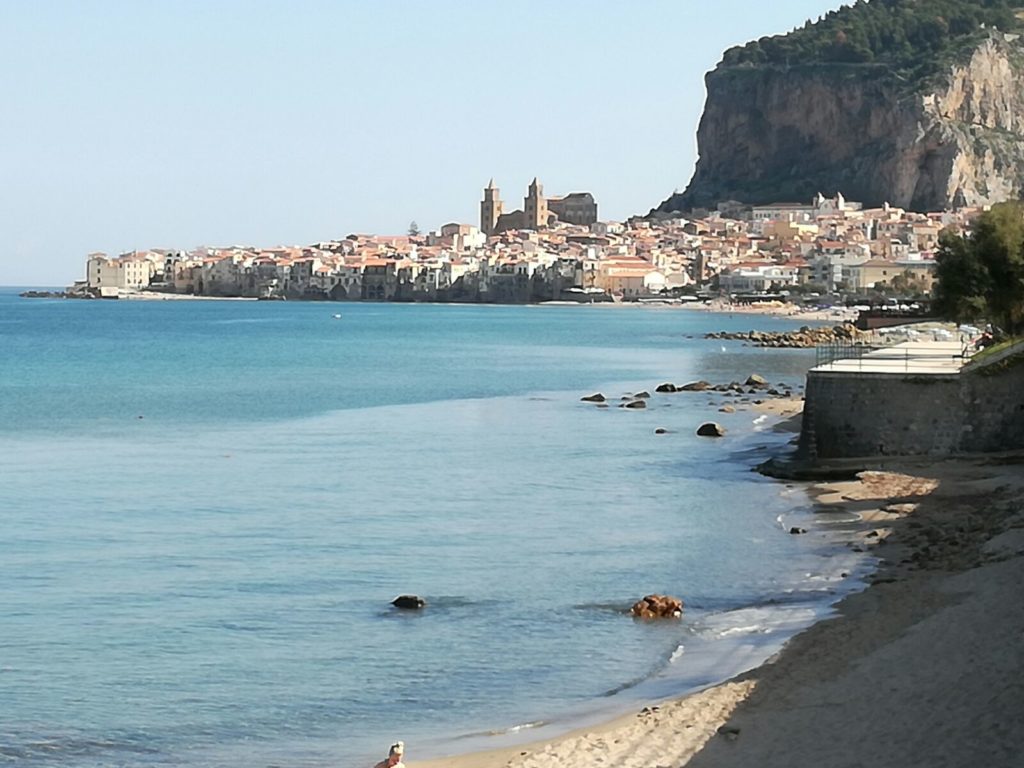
[630,594,683,619]
[580,393,606,402]
[391,595,426,610]
[697,422,726,437]
[679,380,711,391]
[655,382,678,393]
[620,399,647,409]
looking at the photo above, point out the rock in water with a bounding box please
[630,594,683,619]
[696,422,726,437]
[391,595,426,610]
[581,393,606,403]
[655,383,678,393]
[620,399,647,409]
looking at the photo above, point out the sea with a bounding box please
[0,289,872,767]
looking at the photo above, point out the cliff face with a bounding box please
[658,33,1024,213]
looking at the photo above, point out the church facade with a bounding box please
[480,179,597,235]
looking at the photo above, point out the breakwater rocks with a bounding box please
[705,323,866,348]
[19,290,71,299]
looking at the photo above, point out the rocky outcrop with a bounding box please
[655,32,1024,212]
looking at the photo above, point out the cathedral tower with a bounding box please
[480,179,503,236]
[524,177,548,230]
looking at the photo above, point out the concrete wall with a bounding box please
[799,356,1024,459]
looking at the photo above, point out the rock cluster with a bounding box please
[630,594,683,619]
[705,324,866,348]
[20,290,66,299]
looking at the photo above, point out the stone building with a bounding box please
[480,179,598,234]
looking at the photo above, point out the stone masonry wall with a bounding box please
[798,358,1024,460]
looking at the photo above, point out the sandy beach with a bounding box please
[680,298,857,323]
[413,451,1024,768]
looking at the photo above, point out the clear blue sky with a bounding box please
[1,1,841,285]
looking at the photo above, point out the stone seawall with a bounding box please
[799,356,1024,459]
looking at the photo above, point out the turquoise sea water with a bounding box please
[0,291,867,767]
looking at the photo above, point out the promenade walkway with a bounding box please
[812,341,968,375]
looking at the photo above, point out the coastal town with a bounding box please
[65,180,972,304]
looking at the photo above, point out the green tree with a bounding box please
[408,220,420,237]
[933,202,1024,333]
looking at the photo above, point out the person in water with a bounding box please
[373,741,405,768]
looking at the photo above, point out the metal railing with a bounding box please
[814,341,967,374]
[815,341,883,367]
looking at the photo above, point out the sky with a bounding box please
[1,1,842,285]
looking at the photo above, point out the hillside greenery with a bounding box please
[720,0,1024,80]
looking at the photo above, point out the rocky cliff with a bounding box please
[656,31,1024,213]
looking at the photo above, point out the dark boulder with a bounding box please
[679,380,711,391]
[391,595,426,610]
[655,383,678,393]
[697,422,726,437]
[581,393,606,402]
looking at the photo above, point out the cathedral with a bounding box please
[480,179,597,235]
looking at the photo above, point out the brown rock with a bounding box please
[630,594,683,619]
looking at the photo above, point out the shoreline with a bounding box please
[407,397,856,768]
[412,449,1024,768]
[16,287,852,322]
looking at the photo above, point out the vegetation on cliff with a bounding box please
[934,202,1024,334]
[721,0,1024,80]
